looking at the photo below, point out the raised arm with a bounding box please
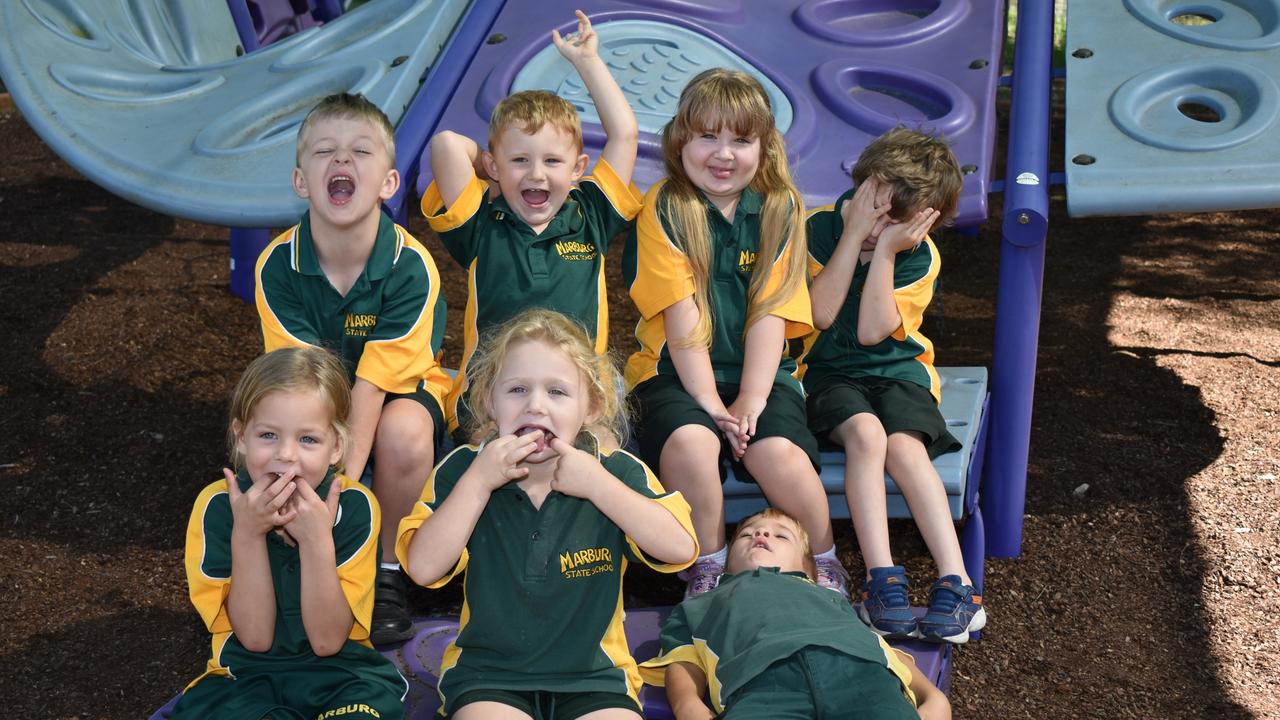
[809,179,890,330]
[400,434,540,586]
[856,206,939,345]
[549,437,698,565]
[429,130,486,210]
[553,10,638,183]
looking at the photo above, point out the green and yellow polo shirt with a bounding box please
[181,470,401,694]
[255,211,451,407]
[799,188,943,402]
[395,442,696,713]
[623,181,813,393]
[638,567,916,714]
[420,159,642,435]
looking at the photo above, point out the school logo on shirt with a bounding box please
[559,546,614,578]
[344,313,377,338]
[738,250,757,273]
[554,240,598,262]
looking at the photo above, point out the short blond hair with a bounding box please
[464,309,625,444]
[227,347,352,473]
[851,126,962,231]
[489,90,583,152]
[296,92,397,166]
[733,508,817,580]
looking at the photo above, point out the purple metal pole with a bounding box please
[385,0,508,224]
[226,0,261,54]
[230,227,271,301]
[313,0,343,22]
[983,0,1052,558]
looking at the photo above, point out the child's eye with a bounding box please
[549,386,569,396]
[300,435,319,445]
[355,148,372,155]
[700,132,716,141]
[508,385,527,394]
[734,136,753,145]
[315,148,334,155]
[258,431,277,440]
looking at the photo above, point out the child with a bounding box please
[396,309,698,719]
[639,508,951,720]
[255,92,451,643]
[173,347,407,720]
[422,10,642,445]
[802,126,982,643]
[623,67,847,598]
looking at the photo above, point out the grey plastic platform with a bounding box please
[723,367,987,523]
[1066,0,1280,216]
[0,0,469,227]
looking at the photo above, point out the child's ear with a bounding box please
[572,152,589,181]
[378,168,401,202]
[481,151,500,182]
[232,420,247,457]
[328,429,344,469]
[291,167,309,199]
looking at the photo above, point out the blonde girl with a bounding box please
[175,346,406,720]
[623,68,846,599]
[397,309,697,720]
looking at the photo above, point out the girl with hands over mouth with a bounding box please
[173,347,407,720]
[396,309,697,720]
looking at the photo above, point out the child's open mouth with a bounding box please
[709,167,733,180]
[521,189,549,208]
[516,425,555,453]
[328,174,355,204]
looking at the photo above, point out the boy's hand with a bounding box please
[878,207,940,256]
[548,436,607,500]
[227,467,297,536]
[840,177,891,246]
[552,10,599,65]
[282,478,340,547]
[468,432,540,491]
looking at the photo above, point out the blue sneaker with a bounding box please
[857,566,918,639]
[918,575,986,644]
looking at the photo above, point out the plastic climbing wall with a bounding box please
[419,0,1007,228]
[1066,0,1280,216]
[0,0,470,227]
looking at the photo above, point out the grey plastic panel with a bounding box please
[723,366,988,523]
[1066,0,1280,216]
[0,0,469,226]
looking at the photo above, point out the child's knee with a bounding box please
[832,414,887,454]
[661,424,721,467]
[885,429,927,456]
[376,402,435,462]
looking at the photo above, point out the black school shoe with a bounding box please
[370,567,415,645]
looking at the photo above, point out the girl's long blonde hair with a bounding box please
[464,309,627,445]
[660,68,808,349]
[227,346,352,472]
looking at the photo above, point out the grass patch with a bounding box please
[1005,0,1068,69]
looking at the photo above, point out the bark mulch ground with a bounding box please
[1,101,1276,718]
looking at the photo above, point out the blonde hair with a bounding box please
[851,126,962,232]
[464,309,626,444]
[489,90,584,152]
[227,346,353,472]
[296,92,397,166]
[659,68,808,349]
[734,508,817,580]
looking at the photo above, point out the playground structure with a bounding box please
[4,0,1275,717]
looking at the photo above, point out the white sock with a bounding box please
[380,561,401,572]
[698,547,728,565]
[813,546,838,562]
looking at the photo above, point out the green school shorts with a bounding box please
[806,375,961,460]
[722,645,917,720]
[631,374,821,484]
[448,688,640,720]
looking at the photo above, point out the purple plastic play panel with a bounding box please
[245,0,322,46]
[415,0,1003,227]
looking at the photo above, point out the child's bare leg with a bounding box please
[830,413,890,577]
[578,708,644,719]
[453,702,533,720]
[373,399,436,563]
[885,431,969,584]
[660,425,726,552]
[743,437,835,553]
